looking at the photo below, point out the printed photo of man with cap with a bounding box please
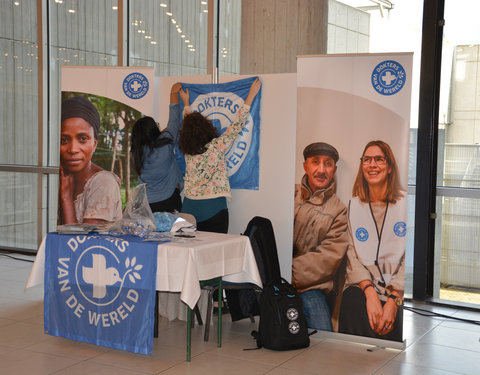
[292,142,349,332]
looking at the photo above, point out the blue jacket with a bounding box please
[138,103,183,203]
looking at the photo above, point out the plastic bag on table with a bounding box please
[110,184,156,237]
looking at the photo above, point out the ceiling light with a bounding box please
[160,3,167,7]
[68,9,75,13]
[166,12,172,16]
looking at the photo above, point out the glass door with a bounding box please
[434,0,480,307]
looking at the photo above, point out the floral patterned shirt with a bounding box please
[74,170,122,223]
[183,104,251,200]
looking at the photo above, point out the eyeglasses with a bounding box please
[361,156,387,165]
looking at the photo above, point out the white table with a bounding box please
[26,231,262,314]
[26,231,262,360]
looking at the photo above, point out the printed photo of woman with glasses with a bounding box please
[338,140,406,342]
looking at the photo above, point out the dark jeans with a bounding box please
[300,289,333,331]
[339,286,403,342]
[197,209,229,233]
[149,188,182,213]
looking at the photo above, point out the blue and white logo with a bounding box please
[371,60,406,96]
[177,77,261,190]
[55,237,144,316]
[191,92,253,176]
[393,221,407,237]
[356,227,369,242]
[75,245,143,307]
[45,234,157,355]
[122,72,149,99]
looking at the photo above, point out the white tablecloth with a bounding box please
[26,231,262,313]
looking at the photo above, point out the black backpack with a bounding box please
[251,278,310,351]
[226,216,282,322]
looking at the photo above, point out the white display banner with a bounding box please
[294,53,412,346]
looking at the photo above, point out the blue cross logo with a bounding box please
[394,221,407,237]
[122,72,149,99]
[82,253,122,299]
[356,227,369,242]
[371,60,406,96]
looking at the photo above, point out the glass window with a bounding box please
[0,1,39,251]
[129,0,208,76]
[0,172,38,250]
[48,0,119,167]
[434,0,480,307]
[0,1,39,166]
[218,0,241,75]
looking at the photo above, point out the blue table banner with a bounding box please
[175,76,262,190]
[44,233,158,355]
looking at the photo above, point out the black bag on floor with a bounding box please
[251,278,310,350]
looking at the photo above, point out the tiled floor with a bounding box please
[1,253,480,375]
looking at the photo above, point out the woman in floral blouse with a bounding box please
[178,78,261,233]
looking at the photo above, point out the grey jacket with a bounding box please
[292,175,349,295]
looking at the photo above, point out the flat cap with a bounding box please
[303,142,339,163]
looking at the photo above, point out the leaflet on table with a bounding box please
[56,224,98,234]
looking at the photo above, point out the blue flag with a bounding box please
[44,233,157,355]
[175,76,262,190]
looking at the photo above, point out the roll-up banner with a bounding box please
[54,67,156,354]
[293,53,412,346]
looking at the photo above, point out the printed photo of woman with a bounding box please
[339,140,406,342]
[58,96,122,225]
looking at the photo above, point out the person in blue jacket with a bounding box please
[131,83,189,213]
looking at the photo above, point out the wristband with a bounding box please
[361,283,374,293]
